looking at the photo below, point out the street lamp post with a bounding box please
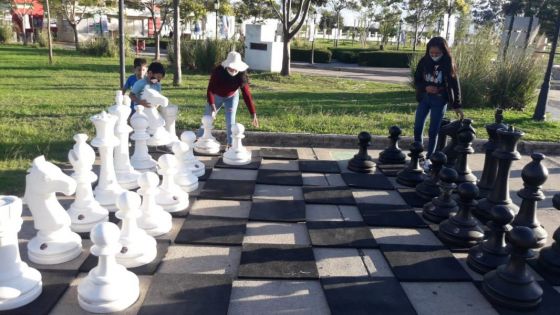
[533,18,560,121]
[397,19,403,51]
[118,0,125,89]
[311,14,316,64]
[214,0,220,40]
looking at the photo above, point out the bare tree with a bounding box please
[43,0,53,64]
[127,0,172,60]
[56,0,98,49]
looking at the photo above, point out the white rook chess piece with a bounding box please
[142,86,172,146]
[25,156,83,265]
[0,196,42,311]
[130,105,157,172]
[91,111,126,212]
[194,115,221,155]
[156,154,190,213]
[67,134,109,233]
[161,104,179,143]
[78,222,139,313]
[172,141,199,192]
[223,123,252,165]
[137,172,172,236]
[180,131,205,177]
[108,90,140,189]
[115,191,157,268]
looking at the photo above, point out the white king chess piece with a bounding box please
[137,172,172,236]
[223,123,252,165]
[142,86,172,146]
[171,141,199,192]
[108,90,140,189]
[78,222,139,313]
[180,131,205,177]
[24,156,83,265]
[67,134,109,233]
[161,104,179,143]
[130,105,157,172]
[193,115,221,155]
[0,196,42,311]
[156,154,190,213]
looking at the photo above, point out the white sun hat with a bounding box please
[221,51,249,72]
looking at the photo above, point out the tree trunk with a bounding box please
[281,38,290,76]
[172,0,181,86]
[45,0,53,64]
[502,15,515,59]
[155,33,161,60]
[72,24,79,50]
[445,5,452,41]
[524,16,534,50]
[413,21,419,51]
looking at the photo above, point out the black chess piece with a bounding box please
[348,131,376,173]
[454,119,477,185]
[378,126,407,165]
[477,109,508,198]
[537,193,560,275]
[438,182,484,248]
[440,119,462,168]
[482,226,543,310]
[474,126,523,223]
[435,118,451,152]
[396,141,425,187]
[416,151,447,201]
[422,166,459,223]
[467,205,514,274]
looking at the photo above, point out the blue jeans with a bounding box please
[203,92,239,145]
[413,94,447,158]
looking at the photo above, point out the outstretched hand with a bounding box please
[454,108,464,120]
[252,114,259,128]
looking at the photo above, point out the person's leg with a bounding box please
[223,92,240,145]
[197,94,225,137]
[426,96,448,158]
[413,95,431,146]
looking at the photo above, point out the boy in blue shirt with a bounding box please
[123,58,147,112]
[129,61,165,109]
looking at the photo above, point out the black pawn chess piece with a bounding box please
[416,151,447,201]
[438,182,484,248]
[440,119,462,168]
[454,119,477,185]
[435,118,451,152]
[422,166,459,223]
[396,141,425,187]
[482,226,543,310]
[467,205,514,274]
[378,126,407,165]
[537,193,560,275]
[474,126,524,223]
[477,109,508,198]
[348,131,376,173]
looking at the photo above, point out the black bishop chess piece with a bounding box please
[477,109,508,199]
[435,118,451,152]
[438,182,484,248]
[378,126,407,165]
[482,226,543,310]
[416,151,447,201]
[454,119,477,185]
[422,166,459,223]
[396,141,425,187]
[537,193,560,277]
[347,131,376,173]
[440,119,462,168]
[467,205,514,274]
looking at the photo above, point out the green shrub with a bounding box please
[145,37,170,49]
[0,23,13,44]
[358,51,422,68]
[79,37,119,57]
[36,31,49,48]
[329,47,377,62]
[173,39,243,73]
[290,48,332,63]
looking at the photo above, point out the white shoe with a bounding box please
[422,159,432,172]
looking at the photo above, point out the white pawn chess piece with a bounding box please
[137,172,172,236]
[180,131,205,177]
[130,105,157,172]
[91,111,126,212]
[161,104,179,143]
[108,90,140,189]
[67,134,109,233]
[142,86,172,146]
[156,154,190,213]
[115,191,157,268]
[0,196,42,311]
[223,123,252,165]
[171,141,199,192]
[194,115,221,155]
[123,94,132,109]
[77,222,139,313]
[25,156,83,265]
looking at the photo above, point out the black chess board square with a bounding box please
[249,198,306,222]
[259,148,299,160]
[306,221,378,248]
[299,160,341,173]
[528,257,560,286]
[256,169,303,186]
[198,179,255,201]
[397,188,430,208]
[358,203,427,228]
[377,164,406,177]
[174,215,247,246]
[238,243,319,279]
[199,167,213,181]
[214,156,262,170]
[341,172,395,190]
[303,186,356,205]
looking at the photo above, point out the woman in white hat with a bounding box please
[205,51,259,147]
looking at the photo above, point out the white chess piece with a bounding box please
[77,222,139,313]
[0,196,42,311]
[180,131,205,177]
[108,90,140,189]
[130,105,157,172]
[193,115,221,155]
[123,94,132,109]
[161,105,179,143]
[115,191,157,268]
[171,141,199,192]
[223,123,252,165]
[67,134,109,233]
[137,172,172,236]
[142,86,172,146]
[24,156,83,265]
[156,154,190,213]
[91,111,126,211]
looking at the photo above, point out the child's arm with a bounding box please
[129,92,150,107]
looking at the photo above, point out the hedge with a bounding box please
[290,48,332,63]
[328,47,377,62]
[358,51,423,68]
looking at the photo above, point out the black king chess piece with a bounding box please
[416,151,447,201]
[348,131,376,173]
[396,141,425,187]
[378,126,407,165]
[454,119,477,185]
[537,193,560,276]
[477,109,508,198]
[440,119,462,168]
[422,166,459,223]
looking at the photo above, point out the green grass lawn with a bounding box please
[1,44,559,195]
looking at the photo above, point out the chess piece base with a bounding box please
[538,246,560,274]
[482,266,543,310]
[415,180,440,201]
[396,170,424,187]
[94,186,125,212]
[422,198,459,223]
[0,267,42,311]
[378,150,407,165]
[115,171,140,190]
[146,128,172,147]
[178,181,199,193]
[138,212,173,237]
[194,139,221,155]
[467,244,510,274]
[116,236,157,268]
[223,150,252,165]
[68,203,109,233]
[130,156,157,172]
[78,266,139,313]
[27,229,82,265]
[439,218,484,248]
[189,161,206,177]
[156,190,190,213]
[347,158,375,173]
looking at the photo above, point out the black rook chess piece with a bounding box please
[422,166,459,223]
[438,182,484,248]
[482,226,543,310]
[435,118,451,152]
[467,205,514,274]
[378,126,407,165]
[348,131,376,173]
[416,151,447,201]
[396,141,425,187]
[477,109,508,198]
[454,119,477,185]
[537,193,560,276]
[440,119,462,168]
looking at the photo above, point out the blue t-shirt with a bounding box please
[123,74,139,92]
[130,78,162,112]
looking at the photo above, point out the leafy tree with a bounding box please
[404,0,443,50]
[41,0,54,64]
[472,0,505,26]
[375,3,401,46]
[326,0,359,46]
[234,0,279,24]
[538,0,560,41]
[126,0,172,60]
[54,0,100,49]
[319,10,342,31]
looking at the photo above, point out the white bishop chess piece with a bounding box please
[142,86,172,147]
[130,105,157,172]
[180,131,206,177]
[161,104,179,143]
[67,134,109,233]
[172,141,199,192]
[25,155,83,265]
[0,196,42,311]
[115,191,157,268]
[194,115,221,155]
[137,172,172,236]
[223,123,252,165]
[156,154,190,212]
[77,222,139,313]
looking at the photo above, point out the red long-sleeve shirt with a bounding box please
[207,66,256,115]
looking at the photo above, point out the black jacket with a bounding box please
[414,56,462,109]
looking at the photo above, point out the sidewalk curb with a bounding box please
[291,63,384,76]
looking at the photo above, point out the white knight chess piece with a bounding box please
[180,131,205,177]
[223,123,252,165]
[130,105,157,172]
[142,86,172,146]
[193,115,220,155]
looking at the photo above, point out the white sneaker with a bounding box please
[422,159,432,172]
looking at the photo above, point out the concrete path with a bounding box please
[291,62,409,84]
[548,89,560,121]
